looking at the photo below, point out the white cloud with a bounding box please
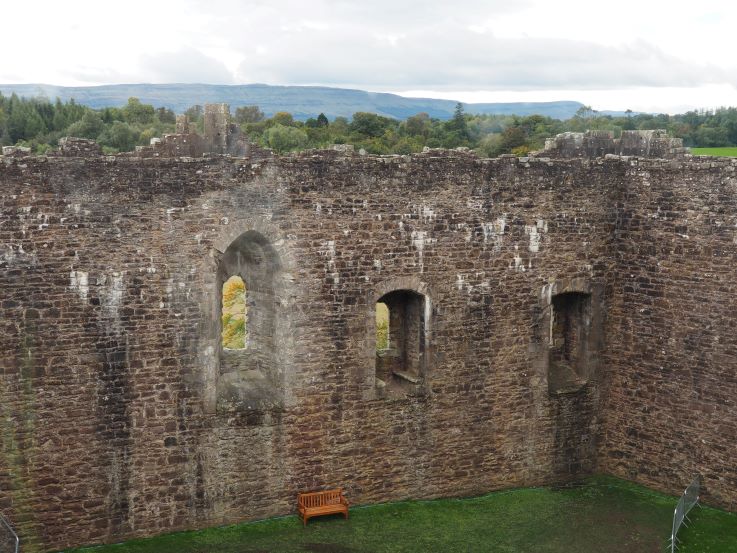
[139,48,234,84]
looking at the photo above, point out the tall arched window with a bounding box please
[221,275,247,349]
[216,230,282,411]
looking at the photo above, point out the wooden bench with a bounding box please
[297,488,349,526]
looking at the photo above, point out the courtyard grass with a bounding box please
[691,147,737,157]
[64,476,737,553]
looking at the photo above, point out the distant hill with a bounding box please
[0,83,590,120]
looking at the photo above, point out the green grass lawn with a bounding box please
[691,147,737,157]
[63,476,737,553]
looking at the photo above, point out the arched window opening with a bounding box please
[221,275,247,349]
[216,230,283,412]
[375,290,426,391]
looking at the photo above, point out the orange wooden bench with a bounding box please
[297,488,349,526]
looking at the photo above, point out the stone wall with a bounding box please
[0,149,736,550]
[538,130,688,159]
[598,156,737,510]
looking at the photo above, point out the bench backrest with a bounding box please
[299,488,343,508]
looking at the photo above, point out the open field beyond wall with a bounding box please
[63,477,737,553]
[691,147,737,156]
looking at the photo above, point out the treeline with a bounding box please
[0,94,176,153]
[3,92,737,156]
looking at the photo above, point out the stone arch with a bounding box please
[201,219,296,413]
[366,277,432,399]
[538,278,604,394]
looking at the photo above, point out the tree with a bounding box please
[97,121,139,151]
[235,105,264,124]
[305,113,330,129]
[350,112,394,138]
[623,109,636,130]
[155,107,176,124]
[99,106,124,124]
[7,100,46,143]
[121,97,155,125]
[264,124,308,153]
[694,125,729,147]
[403,112,430,137]
[271,111,296,127]
[331,117,350,134]
[444,103,469,142]
[184,105,204,121]
[65,111,104,139]
[574,105,594,120]
[499,126,528,152]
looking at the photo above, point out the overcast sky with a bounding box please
[3,0,736,113]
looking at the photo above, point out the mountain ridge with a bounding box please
[0,83,594,120]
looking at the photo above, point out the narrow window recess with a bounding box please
[375,290,426,394]
[548,291,591,393]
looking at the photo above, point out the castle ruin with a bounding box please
[1,109,736,551]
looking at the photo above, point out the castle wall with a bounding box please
[0,151,620,550]
[1,150,737,550]
[598,157,737,510]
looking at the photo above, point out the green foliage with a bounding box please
[0,93,175,152]
[305,113,330,129]
[271,111,296,127]
[66,111,104,139]
[97,121,138,152]
[4,92,737,157]
[264,123,308,153]
[6,96,47,143]
[403,112,430,137]
[121,97,155,125]
[445,102,469,143]
[221,315,246,349]
[156,107,176,124]
[350,112,396,138]
[184,104,203,121]
[694,126,729,147]
[234,105,264,124]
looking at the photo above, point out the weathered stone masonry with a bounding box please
[0,148,736,551]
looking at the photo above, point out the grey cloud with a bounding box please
[71,0,725,92]
[185,0,530,30]
[65,66,128,84]
[139,48,234,84]
[230,22,725,90]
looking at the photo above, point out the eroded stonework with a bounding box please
[1,145,737,551]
